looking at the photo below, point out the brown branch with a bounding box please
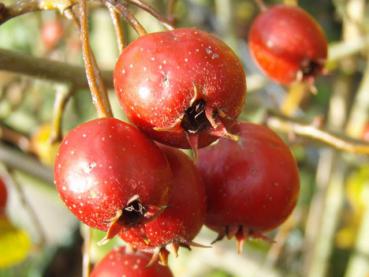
[266,112,369,155]
[107,3,126,52]
[0,48,114,89]
[125,0,174,30]
[0,125,32,153]
[0,0,40,25]
[78,0,113,118]
[0,0,76,25]
[0,142,53,183]
[4,167,47,248]
[103,0,147,36]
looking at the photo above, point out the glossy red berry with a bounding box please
[41,20,64,50]
[196,122,300,251]
[114,28,246,151]
[120,145,206,264]
[90,246,173,277]
[54,118,172,242]
[249,5,327,84]
[0,178,7,214]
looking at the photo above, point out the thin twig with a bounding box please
[253,0,267,12]
[82,225,92,277]
[0,125,32,153]
[266,112,369,155]
[3,167,47,248]
[166,0,177,24]
[103,0,147,36]
[0,0,74,25]
[78,0,113,118]
[50,85,74,143]
[125,0,174,30]
[0,48,114,89]
[0,142,53,183]
[107,3,126,52]
[0,0,40,25]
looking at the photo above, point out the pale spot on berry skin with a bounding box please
[122,69,126,75]
[62,186,66,191]
[143,67,147,72]
[82,134,87,138]
[64,140,68,145]
[70,150,75,155]
[83,162,97,174]
[151,57,155,61]
[163,60,167,64]
[184,58,188,62]
[129,64,133,69]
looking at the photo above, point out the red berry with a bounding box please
[91,246,174,277]
[196,122,300,251]
[41,20,64,50]
[114,28,246,151]
[54,118,172,242]
[249,5,327,84]
[120,145,206,264]
[0,178,7,214]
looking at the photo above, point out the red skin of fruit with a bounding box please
[114,28,246,149]
[196,122,300,236]
[120,145,206,249]
[0,178,7,214]
[249,5,327,84]
[41,20,64,50]
[54,118,172,232]
[90,246,173,277]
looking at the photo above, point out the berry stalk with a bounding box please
[78,0,113,118]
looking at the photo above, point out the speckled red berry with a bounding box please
[249,5,327,84]
[114,28,246,151]
[54,118,172,242]
[196,122,300,252]
[120,145,206,264]
[90,246,174,277]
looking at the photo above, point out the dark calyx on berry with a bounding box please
[212,225,274,254]
[99,196,164,245]
[122,197,147,226]
[299,59,323,81]
[181,99,211,134]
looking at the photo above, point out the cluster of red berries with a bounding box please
[54,3,327,276]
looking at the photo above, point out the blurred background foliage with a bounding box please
[0,0,369,276]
